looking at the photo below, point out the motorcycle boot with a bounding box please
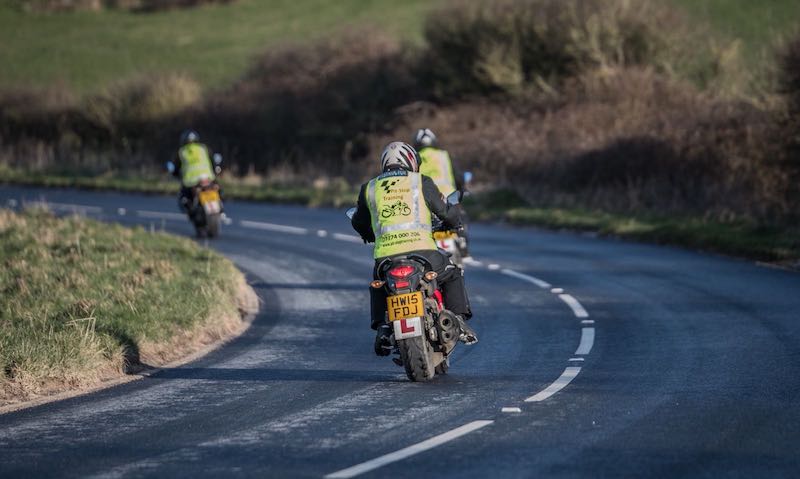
[374,324,393,356]
[455,315,478,345]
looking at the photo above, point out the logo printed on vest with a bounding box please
[380,200,412,219]
[381,179,400,193]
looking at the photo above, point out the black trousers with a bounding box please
[369,249,472,330]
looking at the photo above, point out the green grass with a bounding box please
[0,0,437,92]
[0,207,245,403]
[672,0,800,71]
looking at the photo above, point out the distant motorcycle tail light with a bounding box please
[388,265,415,279]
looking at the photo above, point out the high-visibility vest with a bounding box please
[178,143,215,187]
[366,170,437,259]
[418,147,456,196]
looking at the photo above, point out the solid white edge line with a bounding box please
[501,269,551,289]
[525,367,582,402]
[325,420,494,478]
[27,201,103,214]
[574,327,595,355]
[239,220,308,235]
[332,233,363,243]
[558,293,589,318]
[136,210,186,221]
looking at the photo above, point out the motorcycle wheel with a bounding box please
[398,336,435,382]
[206,213,220,238]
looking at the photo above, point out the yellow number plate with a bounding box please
[387,291,424,322]
[198,190,220,205]
[433,231,457,240]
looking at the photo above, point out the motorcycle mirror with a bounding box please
[166,161,175,174]
[213,153,223,166]
[464,171,473,184]
[345,207,357,220]
[446,191,462,206]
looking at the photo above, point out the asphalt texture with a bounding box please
[0,186,798,478]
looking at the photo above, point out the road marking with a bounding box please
[525,367,582,402]
[240,220,308,235]
[462,257,483,267]
[7,199,18,208]
[558,294,589,318]
[332,233,362,243]
[501,269,551,289]
[569,357,585,362]
[488,263,501,270]
[317,230,329,237]
[117,207,127,216]
[575,328,595,355]
[581,320,595,325]
[136,210,185,221]
[551,287,564,294]
[27,201,102,214]
[501,407,522,413]
[325,420,494,478]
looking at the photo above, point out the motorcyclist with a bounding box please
[413,128,471,258]
[167,129,221,212]
[351,141,477,356]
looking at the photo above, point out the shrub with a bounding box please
[420,0,711,99]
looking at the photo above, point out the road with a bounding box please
[1,186,798,478]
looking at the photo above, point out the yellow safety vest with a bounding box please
[179,143,215,187]
[418,147,456,196]
[366,170,437,259]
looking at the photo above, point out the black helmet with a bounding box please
[413,128,437,149]
[180,129,200,145]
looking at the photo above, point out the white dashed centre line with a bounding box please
[574,328,595,355]
[332,233,362,243]
[239,220,308,235]
[501,269,551,289]
[525,367,582,402]
[325,420,494,478]
[558,293,589,318]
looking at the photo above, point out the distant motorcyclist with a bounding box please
[351,141,477,355]
[166,129,222,212]
[413,128,471,258]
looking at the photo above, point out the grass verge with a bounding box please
[0,208,256,406]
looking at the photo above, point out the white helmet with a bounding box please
[380,141,419,173]
[413,128,437,148]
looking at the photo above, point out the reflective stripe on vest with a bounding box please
[179,143,215,187]
[366,171,437,259]
[418,147,456,196]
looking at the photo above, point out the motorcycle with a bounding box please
[347,191,466,382]
[167,153,224,238]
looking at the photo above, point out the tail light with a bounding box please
[388,265,415,279]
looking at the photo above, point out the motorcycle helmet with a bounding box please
[380,142,419,173]
[413,128,437,149]
[180,129,200,145]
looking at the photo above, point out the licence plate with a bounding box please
[433,231,457,240]
[387,291,424,322]
[198,189,220,205]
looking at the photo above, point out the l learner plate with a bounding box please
[198,189,220,205]
[387,291,424,322]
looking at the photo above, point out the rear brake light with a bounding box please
[388,265,415,278]
[394,280,410,288]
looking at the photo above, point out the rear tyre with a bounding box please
[398,336,435,382]
[206,213,220,238]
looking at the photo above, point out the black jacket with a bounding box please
[351,171,461,244]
